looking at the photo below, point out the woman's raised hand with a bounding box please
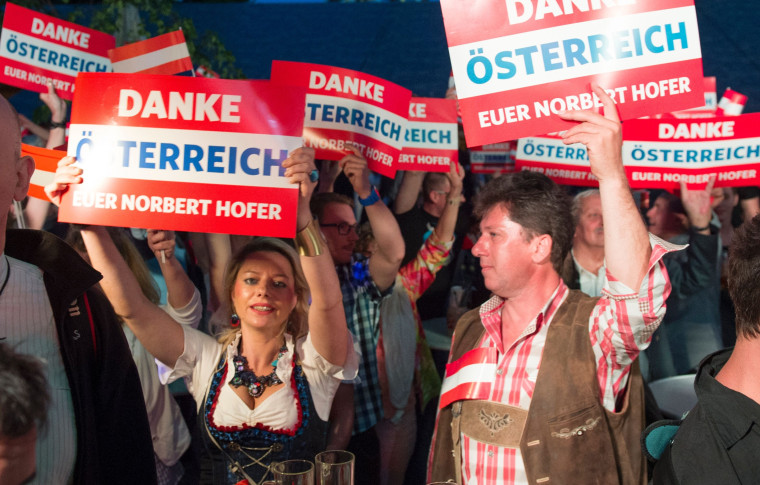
[44,156,81,207]
[282,147,318,230]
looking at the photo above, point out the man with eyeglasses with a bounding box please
[320,221,360,235]
[310,143,405,484]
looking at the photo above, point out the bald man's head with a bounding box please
[0,95,22,165]
[1,95,34,242]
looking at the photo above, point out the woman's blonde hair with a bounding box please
[217,237,310,347]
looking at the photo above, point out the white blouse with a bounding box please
[160,327,359,430]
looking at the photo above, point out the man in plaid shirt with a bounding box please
[429,85,679,484]
[310,143,405,484]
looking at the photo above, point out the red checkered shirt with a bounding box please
[431,236,677,484]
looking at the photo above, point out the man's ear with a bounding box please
[13,155,34,201]
[531,233,553,265]
[674,213,689,231]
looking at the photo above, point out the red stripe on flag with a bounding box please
[27,185,49,202]
[439,381,493,410]
[108,30,188,63]
[445,347,497,377]
[138,58,195,76]
[22,144,65,202]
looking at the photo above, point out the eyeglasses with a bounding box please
[320,222,360,235]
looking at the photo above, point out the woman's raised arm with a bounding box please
[45,157,185,367]
[282,148,349,366]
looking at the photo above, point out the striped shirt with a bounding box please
[440,236,677,484]
[0,254,76,485]
[337,254,390,434]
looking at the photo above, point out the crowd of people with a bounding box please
[2,75,759,485]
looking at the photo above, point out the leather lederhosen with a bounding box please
[430,291,646,485]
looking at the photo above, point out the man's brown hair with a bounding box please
[475,171,573,274]
[310,192,354,220]
[727,214,760,339]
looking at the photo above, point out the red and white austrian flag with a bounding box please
[60,73,307,237]
[716,88,747,116]
[23,144,66,202]
[108,30,193,76]
[439,347,498,410]
[195,64,220,79]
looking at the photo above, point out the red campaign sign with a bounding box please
[270,60,411,179]
[398,98,458,173]
[470,141,517,174]
[59,73,307,237]
[646,76,717,120]
[515,136,598,186]
[440,0,705,147]
[0,3,114,100]
[515,114,760,189]
[622,114,760,189]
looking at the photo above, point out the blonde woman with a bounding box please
[46,147,358,484]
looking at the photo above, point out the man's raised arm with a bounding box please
[340,143,404,291]
[560,84,650,290]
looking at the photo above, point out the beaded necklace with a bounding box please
[230,343,288,398]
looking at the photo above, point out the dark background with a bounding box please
[8,1,760,117]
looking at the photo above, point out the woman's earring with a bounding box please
[230,313,240,328]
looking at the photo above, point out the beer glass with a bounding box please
[271,459,314,485]
[315,450,355,485]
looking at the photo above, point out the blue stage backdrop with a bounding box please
[8,2,760,117]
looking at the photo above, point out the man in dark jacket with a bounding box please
[651,215,760,484]
[642,188,724,380]
[1,94,156,484]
